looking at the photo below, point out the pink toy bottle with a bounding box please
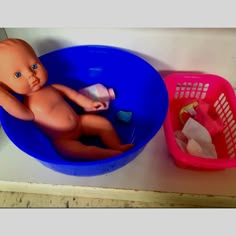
[79,83,115,112]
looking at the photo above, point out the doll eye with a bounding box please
[31,64,38,69]
[15,72,22,78]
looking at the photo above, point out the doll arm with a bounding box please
[0,86,34,121]
[51,84,105,111]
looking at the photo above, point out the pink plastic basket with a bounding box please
[163,73,236,170]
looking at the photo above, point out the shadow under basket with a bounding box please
[163,73,236,170]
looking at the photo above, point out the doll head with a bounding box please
[0,38,48,95]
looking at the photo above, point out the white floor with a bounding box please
[1,124,236,197]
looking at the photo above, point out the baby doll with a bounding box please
[0,38,134,160]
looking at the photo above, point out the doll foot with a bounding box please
[118,143,135,152]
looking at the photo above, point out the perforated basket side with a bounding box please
[213,92,236,159]
[174,81,209,100]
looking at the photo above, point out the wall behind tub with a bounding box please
[4,28,236,87]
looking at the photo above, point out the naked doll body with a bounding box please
[0,38,134,160]
[24,85,81,139]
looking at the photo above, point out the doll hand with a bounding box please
[90,101,106,111]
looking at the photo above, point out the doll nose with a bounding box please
[28,73,38,85]
[27,69,36,79]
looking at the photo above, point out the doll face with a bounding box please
[0,39,48,95]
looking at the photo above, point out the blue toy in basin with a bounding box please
[0,45,168,176]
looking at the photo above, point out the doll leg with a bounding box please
[53,139,123,160]
[80,114,134,151]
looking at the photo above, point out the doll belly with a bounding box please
[34,105,82,139]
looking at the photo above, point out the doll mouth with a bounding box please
[31,79,40,87]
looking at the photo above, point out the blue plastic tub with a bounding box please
[0,45,168,176]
